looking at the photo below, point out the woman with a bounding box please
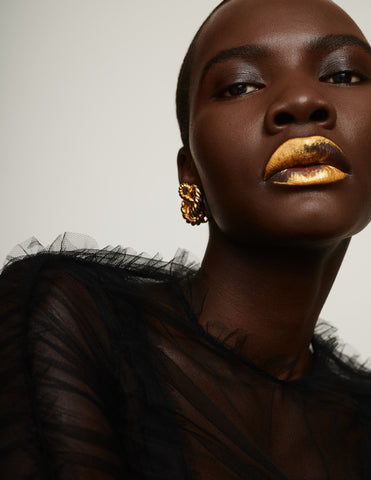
[1,0,371,478]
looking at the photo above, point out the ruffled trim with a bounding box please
[5,232,99,261]
[4,232,200,277]
[5,233,370,371]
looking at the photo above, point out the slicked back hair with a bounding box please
[176,0,232,147]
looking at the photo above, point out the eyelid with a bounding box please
[223,82,261,97]
[320,70,368,84]
[205,62,264,94]
[216,81,265,99]
[318,49,371,78]
[319,61,364,78]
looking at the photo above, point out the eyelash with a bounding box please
[321,70,367,85]
[219,83,262,98]
[218,69,368,98]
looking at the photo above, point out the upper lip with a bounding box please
[264,136,350,180]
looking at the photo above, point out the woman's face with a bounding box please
[183,0,371,247]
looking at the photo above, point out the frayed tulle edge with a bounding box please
[4,233,371,385]
[313,321,371,375]
[6,232,99,260]
[3,232,200,276]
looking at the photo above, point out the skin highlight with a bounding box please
[177,0,371,379]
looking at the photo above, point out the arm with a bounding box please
[0,254,128,479]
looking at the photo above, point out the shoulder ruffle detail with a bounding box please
[5,232,99,261]
[4,232,200,279]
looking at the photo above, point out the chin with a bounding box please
[288,203,371,246]
[218,208,371,250]
[211,183,371,249]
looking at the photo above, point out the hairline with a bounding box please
[176,0,232,147]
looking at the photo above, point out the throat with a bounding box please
[190,235,350,379]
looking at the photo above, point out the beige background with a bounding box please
[1,0,371,359]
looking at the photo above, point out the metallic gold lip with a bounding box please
[264,136,349,185]
[272,165,347,186]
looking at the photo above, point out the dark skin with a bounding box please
[178,0,371,379]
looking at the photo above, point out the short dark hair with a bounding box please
[176,0,232,147]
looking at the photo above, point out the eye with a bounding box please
[221,83,260,97]
[323,70,365,85]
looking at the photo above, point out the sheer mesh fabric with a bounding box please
[1,235,371,479]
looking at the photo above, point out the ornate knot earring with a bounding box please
[178,183,209,226]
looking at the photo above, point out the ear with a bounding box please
[177,146,202,185]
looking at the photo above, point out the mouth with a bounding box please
[264,136,349,186]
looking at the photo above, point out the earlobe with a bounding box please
[177,146,202,185]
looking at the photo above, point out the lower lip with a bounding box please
[271,165,348,186]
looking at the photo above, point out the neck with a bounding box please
[193,228,350,380]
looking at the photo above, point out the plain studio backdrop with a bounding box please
[1,0,371,359]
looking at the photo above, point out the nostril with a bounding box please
[274,112,294,126]
[310,108,328,122]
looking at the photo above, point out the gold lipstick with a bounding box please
[264,136,348,186]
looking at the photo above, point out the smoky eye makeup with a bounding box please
[203,62,265,99]
[318,49,371,84]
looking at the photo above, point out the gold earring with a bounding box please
[178,183,209,226]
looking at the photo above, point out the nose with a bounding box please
[264,83,337,135]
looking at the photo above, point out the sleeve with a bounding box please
[0,254,129,479]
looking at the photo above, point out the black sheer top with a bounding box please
[1,234,371,479]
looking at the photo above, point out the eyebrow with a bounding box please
[201,45,269,80]
[309,34,371,55]
[201,34,371,81]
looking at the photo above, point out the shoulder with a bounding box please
[1,251,105,306]
[0,239,197,318]
[311,325,371,410]
[0,248,162,373]
[0,253,111,344]
[0,235,200,364]
[0,251,140,329]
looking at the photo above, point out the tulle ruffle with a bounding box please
[1,233,371,479]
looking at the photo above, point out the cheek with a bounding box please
[190,104,250,162]
[335,87,371,153]
[190,128,250,231]
[336,96,371,229]
[189,104,265,223]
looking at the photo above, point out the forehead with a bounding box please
[192,0,367,69]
